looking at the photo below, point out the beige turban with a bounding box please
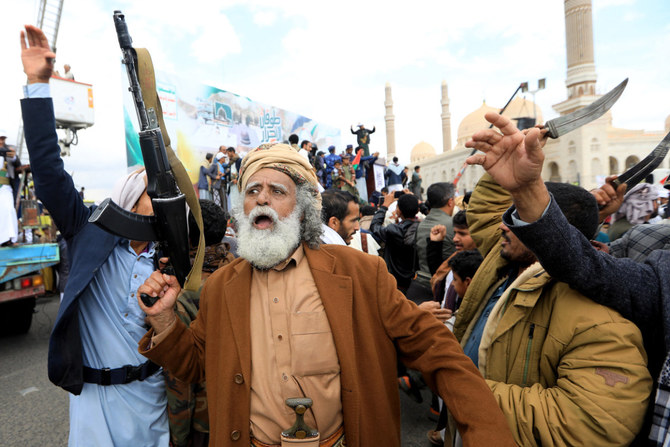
[110,168,148,211]
[238,143,321,208]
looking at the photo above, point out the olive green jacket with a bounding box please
[453,173,652,447]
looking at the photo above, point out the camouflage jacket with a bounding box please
[166,288,209,447]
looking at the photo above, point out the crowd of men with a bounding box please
[198,137,394,211]
[17,24,670,447]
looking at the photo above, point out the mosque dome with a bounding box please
[504,96,544,126]
[456,97,544,148]
[410,141,436,163]
[456,101,499,148]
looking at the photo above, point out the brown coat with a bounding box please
[140,243,516,446]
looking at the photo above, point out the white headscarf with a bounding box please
[110,168,148,211]
[615,182,659,225]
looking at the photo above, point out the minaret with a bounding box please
[555,0,598,115]
[565,0,597,98]
[440,81,452,152]
[384,82,397,160]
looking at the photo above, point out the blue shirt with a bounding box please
[69,240,169,447]
[463,273,516,367]
[324,153,342,170]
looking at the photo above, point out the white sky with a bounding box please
[1,0,668,201]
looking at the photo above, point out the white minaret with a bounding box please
[565,0,597,98]
[555,0,599,115]
[440,80,452,153]
[384,82,397,160]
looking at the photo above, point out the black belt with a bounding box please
[83,360,161,386]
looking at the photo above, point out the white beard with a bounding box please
[234,204,302,269]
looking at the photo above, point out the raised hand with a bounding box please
[20,25,56,84]
[430,224,447,242]
[382,192,395,208]
[465,112,546,193]
[591,175,627,223]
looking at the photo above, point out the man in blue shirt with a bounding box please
[21,25,168,446]
[323,145,342,189]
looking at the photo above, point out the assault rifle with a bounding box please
[89,11,191,306]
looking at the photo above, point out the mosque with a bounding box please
[385,0,669,193]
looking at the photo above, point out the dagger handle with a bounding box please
[544,120,558,139]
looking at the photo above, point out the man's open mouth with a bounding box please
[254,214,274,229]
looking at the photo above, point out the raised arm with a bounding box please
[20,25,90,238]
[465,112,549,223]
[467,112,663,330]
[138,269,207,384]
[20,25,56,85]
[503,199,661,333]
[369,206,390,243]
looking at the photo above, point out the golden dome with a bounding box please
[503,96,544,126]
[410,141,436,163]
[456,101,499,147]
[456,97,543,147]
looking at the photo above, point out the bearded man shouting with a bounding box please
[137,143,515,447]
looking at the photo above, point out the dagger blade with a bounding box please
[612,130,670,189]
[544,78,628,139]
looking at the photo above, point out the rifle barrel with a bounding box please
[113,11,150,130]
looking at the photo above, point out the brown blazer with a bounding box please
[139,243,516,446]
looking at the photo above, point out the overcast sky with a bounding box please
[1,0,668,201]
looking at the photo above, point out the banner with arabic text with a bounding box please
[122,68,341,183]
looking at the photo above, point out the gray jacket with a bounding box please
[415,208,455,284]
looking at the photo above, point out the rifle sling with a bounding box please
[134,48,204,291]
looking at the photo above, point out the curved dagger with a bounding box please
[544,78,628,139]
[612,130,670,189]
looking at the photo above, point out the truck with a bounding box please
[0,242,59,334]
[0,166,61,335]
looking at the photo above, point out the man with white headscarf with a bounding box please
[20,25,169,446]
[608,182,659,241]
[137,142,517,446]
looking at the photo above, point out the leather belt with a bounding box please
[82,360,161,386]
[251,426,345,447]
